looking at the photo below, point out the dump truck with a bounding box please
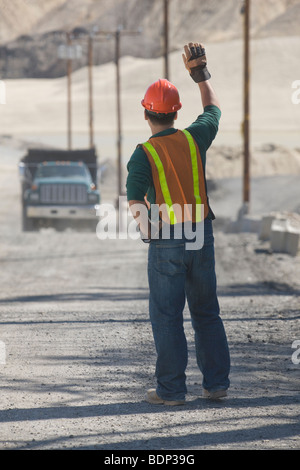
[19,148,100,231]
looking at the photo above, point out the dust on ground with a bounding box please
[0,137,299,450]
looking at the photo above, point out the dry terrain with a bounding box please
[0,139,299,450]
[0,0,299,452]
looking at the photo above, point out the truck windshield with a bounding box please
[35,164,89,180]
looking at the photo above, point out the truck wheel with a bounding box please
[22,207,38,232]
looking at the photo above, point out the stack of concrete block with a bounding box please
[259,213,300,256]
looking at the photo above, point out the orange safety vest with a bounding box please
[142,129,209,224]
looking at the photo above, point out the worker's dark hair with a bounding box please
[145,109,176,126]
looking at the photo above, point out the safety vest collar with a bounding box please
[150,128,178,139]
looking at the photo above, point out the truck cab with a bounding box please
[20,148,100,231]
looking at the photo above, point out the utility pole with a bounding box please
[114,27,141,198]
[67,32,72,150]
[163,0,169,80]
[58,32,82,150]
[70,28,102,150]
[242,0,251,213]
[88,34,94,148]
[92,27,140,201]
[115,26,122,199]
[67,27,140,206]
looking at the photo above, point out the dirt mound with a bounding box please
[206,145,300,179]
[257,2,300,37]
[0,0,65,43]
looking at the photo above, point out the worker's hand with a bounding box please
[182,43,211,83]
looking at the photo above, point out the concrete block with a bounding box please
[285,229,300,257]
[270,219,300,256]
[270,220,288,253]
[259,215,276,240]
[270,229,286,253]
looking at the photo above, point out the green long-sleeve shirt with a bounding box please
[126,105,221,211]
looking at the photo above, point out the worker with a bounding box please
[126,43,230,405]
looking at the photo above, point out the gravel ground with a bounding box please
[0,144,299,451]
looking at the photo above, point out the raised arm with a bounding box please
[198,80,220,109]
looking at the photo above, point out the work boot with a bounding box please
[203,388,228,400]
[146,389,185,406]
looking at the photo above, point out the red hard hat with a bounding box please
[141,79,182,114]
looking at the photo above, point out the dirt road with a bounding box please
[0,143,299,450]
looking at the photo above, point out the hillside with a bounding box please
[0,0,65,43]
[0,0,300,78]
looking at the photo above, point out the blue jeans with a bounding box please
[147,219,230,401]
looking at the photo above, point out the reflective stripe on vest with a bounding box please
[143,130,203,224]
[182,129,202,223]
[143,141,177,225]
